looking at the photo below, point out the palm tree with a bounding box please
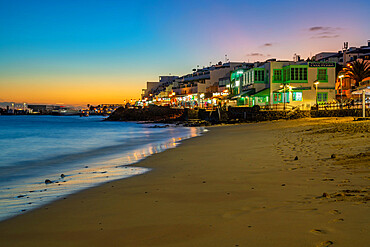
[345,60,370,87]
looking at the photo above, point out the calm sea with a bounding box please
[0,115,203,221]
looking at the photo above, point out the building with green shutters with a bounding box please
[230,60,336,109]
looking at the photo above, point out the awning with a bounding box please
[251,88,270,97]
[231,89,255,99]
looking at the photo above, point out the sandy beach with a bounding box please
[0,117,369,247]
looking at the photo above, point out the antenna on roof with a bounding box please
[343,42,348,51]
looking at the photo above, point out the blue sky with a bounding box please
[0,0,369,104]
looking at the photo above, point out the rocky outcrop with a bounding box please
[106,105,185,122]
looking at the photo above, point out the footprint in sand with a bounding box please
[310,229,326,235]
[329,209,341,215]
[316,240,334,247]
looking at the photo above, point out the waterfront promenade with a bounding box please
[0,117,368,246]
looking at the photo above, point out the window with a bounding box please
[317,92,328,102]
[273,92,290,103]
[256,96,268,103]
[254,70,265,82]
[317,68,327,81]
[290,67,307,81]
[273,69,282,82]
[292,92,302,101]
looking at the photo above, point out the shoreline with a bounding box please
[0,117,369,246]
[0,116,205,222]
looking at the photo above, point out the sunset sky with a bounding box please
[0,0,369,106]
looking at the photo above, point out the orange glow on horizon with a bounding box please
[0,75,144,106]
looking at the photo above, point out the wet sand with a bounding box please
[0,117,369,246]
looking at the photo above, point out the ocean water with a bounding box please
[0,115,203,221]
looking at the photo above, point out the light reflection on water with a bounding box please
[0,117,205,221]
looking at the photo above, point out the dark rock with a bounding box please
[17,195,25,198]
[107,105,185,122]
[294,156,298,160]
[45,179,52,184]
[281,184,286,186]
[331,154,336,159]
[61,174,65,178]
[322,192,330,198]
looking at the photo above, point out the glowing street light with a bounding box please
[338,74,345,107]
[314,80,320,109]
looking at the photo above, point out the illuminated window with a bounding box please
[292,92,302,101]
[273,92,290,103]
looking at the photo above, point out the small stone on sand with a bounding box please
[322,192,330,198]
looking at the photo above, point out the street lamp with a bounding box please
[338,75,344,108]
[314,80,320,109]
